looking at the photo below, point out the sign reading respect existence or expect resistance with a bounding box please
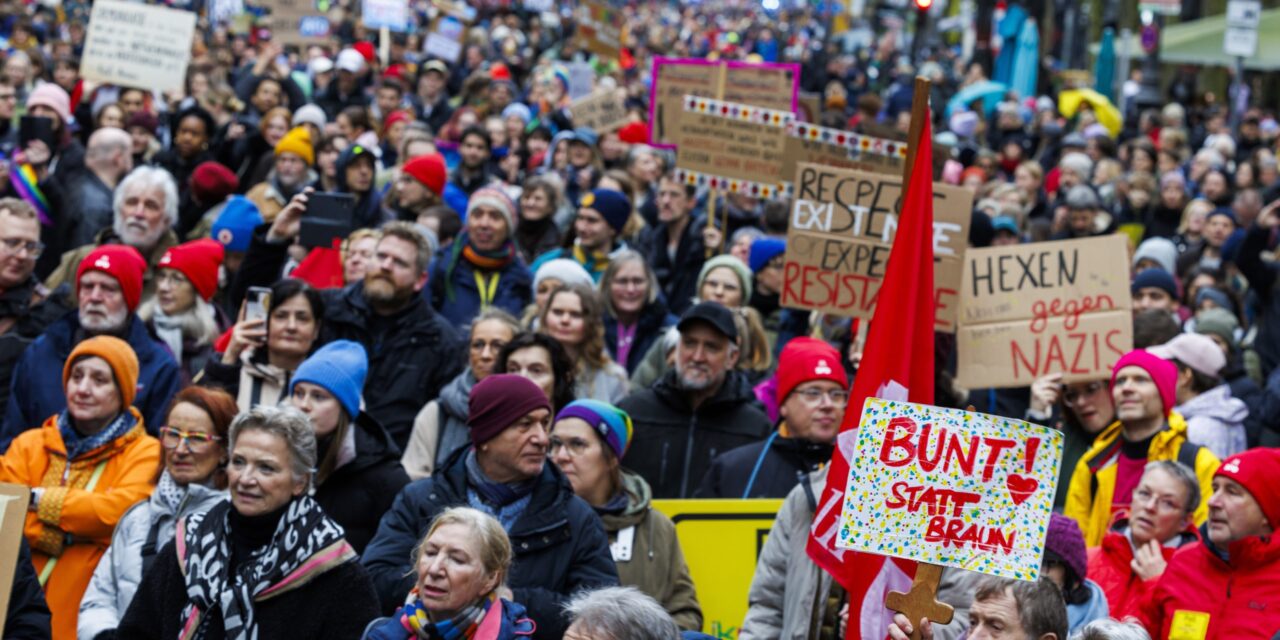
[838,399,1062,581]
[780,163,973,331]
[80,0,196,94]
[956,235,1133,389]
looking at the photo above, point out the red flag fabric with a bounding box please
[290,246,346,290]
[806,113,937,638]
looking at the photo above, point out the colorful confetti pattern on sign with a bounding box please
[784,120,910,161]
[673,168,791,199]
[836,398,1063,581]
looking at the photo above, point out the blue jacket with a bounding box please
[428,248,532,327]
[361,449,619,640]
[1,312,182,450]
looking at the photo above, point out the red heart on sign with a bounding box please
[1006,474,1039,506]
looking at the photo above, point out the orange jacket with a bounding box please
[0,410,159,640]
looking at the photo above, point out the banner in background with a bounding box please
[81,0,196,93]
[648,58,799,148]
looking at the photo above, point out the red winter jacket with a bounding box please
[1086,519,1199,619]
[1136,531,1280,640]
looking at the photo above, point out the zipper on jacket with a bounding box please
[679,415,698,498]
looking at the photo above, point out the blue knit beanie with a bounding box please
[555,399,633,459]
[748,237,787,273]
[211,196,263,253]
[1131,267,1178,300]
[580,189,631,235]
[291,340,368,418]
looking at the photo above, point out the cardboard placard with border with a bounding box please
[80,0,197,93]
[569,89,630,134]
[648,57,799,149]
[956,235,1133,389]
[780,162,973,331]
[782,121,908,179]
[575,0,623,60]
[266,0,331,46]
[837,399,1061,581]
[0,483,30,637]
[673,96,793,187]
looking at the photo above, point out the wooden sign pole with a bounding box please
[705,61,728,258]
[883,76,953,640]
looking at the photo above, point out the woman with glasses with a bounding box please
[599,251,675,376]
[0,336,161,640]
[79,386,236,640]
[139,239,229,383]
[548,400,702,630]
[403,309,521,480]
[1027,373,1117,510]
[289,340,409,553]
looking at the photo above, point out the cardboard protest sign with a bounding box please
[673,96,793,187]
[266,0,331,45]
[80,0,196,93]
[570,89,630,134]
[567,61,595,100]
[648,58,799,148]
[423,16,464,62]
[362,0,408,31]
[956,235,1133,389]
[780,163,973,331]
[0,484,29,636]
[837,399,1062,581]
[782,121,907,179]
[576,0,623,60]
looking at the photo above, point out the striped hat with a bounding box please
[555,399,633,459]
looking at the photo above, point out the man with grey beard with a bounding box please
[0,244,180,448]
[42,166,180,305]
[618,301,771,498]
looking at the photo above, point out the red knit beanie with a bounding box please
[469,374,551,445]
[158,238,225,301]
[776,337,847,403]
[354,41,376,63]
[402,153,447,196]
[618,121,649,144]
[190,161,239,205]
[1215,448,1280,531]
[1110,349,1177,416]
[77,245,147,311]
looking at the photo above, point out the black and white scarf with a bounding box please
[176,497,355,640]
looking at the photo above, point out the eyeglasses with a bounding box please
[792,387,849,407]
[1064,381,1105,405]
[0,237,43,258]
[548,435,591,457]
[1132,487,1186,514]
[159,427,223,451]
[0,93,16,101]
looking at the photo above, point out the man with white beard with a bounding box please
[42,166,180,306]
[0,244,181,448]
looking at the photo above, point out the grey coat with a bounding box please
[77,481,226,640]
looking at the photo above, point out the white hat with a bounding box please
[336,49,365,74]
[309,56,334,75]
[293,104,327,129]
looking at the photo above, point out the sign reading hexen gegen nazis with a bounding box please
[81,0,196,93]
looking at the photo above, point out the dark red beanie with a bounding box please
[468,374,551,445]
[190,162,238,205]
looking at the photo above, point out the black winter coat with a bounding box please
[315,412,410,554]
[0,276,63,422]
[235,229,465,449]
[7,539,50,639]
[603,302,676,375]
[117,540,379,640]
[360,450,619,640]
[641,219,706,316]
[618,369,771,499]
[1237,224,1280,378]
[695,432,833,499]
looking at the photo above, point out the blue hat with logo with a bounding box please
[211,196,263,253]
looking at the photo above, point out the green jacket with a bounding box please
[598,470,703,631]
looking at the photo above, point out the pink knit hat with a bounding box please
[1110,349,1177,416]
[25,82,71,125]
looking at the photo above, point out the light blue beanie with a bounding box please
[290,340,368,418]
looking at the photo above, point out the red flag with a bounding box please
[806,113,936,638]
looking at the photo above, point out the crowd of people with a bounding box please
[0,0,1270,638]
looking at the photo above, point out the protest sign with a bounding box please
[673,96,793,187]
[648,58,799,148]
[782,121,907,178]
[80,0,196,93]
[362,0,408,31]
[956,235,1133,389]
[266,0,331,45]
[0,484,29,636]
[423,17,464,62]
[837,399,1062,581]
[567,61,595,99]
[569,89,630,134]
[651,499,782,638]
[780,163,973,331]
[576,0,623,60]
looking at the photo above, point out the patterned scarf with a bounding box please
[176,497,355,640]
[443,231,517,302]
[58,409,137,461]
[571,242,610,279]
[397,590,495,639]
[155,469,186,514]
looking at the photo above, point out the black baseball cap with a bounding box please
[677,302,738,342]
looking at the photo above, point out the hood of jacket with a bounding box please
[148,478,227,520]
[598,468,653,531]
[341,412,404,474]
[1175,384,1248,425]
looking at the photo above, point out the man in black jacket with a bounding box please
[0,199,65,422]
[697,337,846,499]
[361,374,617,640]
[640,171,705,315]
[618,302,772,498]
[240,198,463,449]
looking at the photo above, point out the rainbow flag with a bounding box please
[9,160,51,226]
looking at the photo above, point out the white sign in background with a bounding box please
[80,0,196,94]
